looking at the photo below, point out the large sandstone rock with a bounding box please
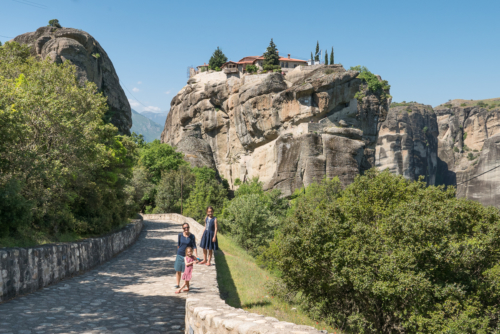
[13,26,132,135]
[162,65,390,196]
[435,103,500,206]
[376,103,439,185]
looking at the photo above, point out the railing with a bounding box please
[223,67,238,74]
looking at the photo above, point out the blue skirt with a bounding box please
[174,255,185,272]
[200,230,218,250]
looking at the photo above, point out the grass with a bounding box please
[215,234,340,333]
[436,97,500,109]
[0,220,131,248]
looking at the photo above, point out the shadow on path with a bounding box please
[0,220,186,334]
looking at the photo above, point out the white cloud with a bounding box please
[143,106,161,112]
[137,81,142,85]
[165,90,171,95]
[132,87,140,92]
[128,99,141,108]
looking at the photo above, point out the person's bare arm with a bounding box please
[213,218,218,242]
[185,257,194,266]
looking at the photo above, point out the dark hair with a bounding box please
[206,206,214,213]
[182,222,190,228]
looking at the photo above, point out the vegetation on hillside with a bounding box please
[350,65,391,102]
[0,42,137,246]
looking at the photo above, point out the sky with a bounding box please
[1,0,499,112]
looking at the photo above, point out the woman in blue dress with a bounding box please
[174,222,198,288]
[200,206,218,266]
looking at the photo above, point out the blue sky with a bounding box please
[1,0,499,112]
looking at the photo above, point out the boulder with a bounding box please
[13,26,132,135]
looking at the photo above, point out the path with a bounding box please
[0,220,189,334]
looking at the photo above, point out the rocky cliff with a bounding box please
[162,65,391,196]
[376,103,439,185]
[13,26,132,135]
[435,100,500,207]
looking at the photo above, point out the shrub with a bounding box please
[453,146,460,152]
[461,103,467,106]
[423,126,428,133]
[138,140,186,184]
[467,153,477,161]
[263,64,274,71]
[246,65,257,73]
[273,69,281,73]
[0,178,33,237]
[349,65,391,99]
[183,174,228,223]
[273,169,500,333]
[477,101,488,108]
[463,132,468,141]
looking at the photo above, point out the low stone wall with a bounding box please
[142,214,324,334]
[0,219,143,303]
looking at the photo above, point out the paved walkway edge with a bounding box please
[141,214,324,334]
[0,219,143,303]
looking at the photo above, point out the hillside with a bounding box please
[140,111,168,126]
[436,97,500,109]
[131,109,163,142]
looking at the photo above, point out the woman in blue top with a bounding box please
[200,206,218,266]
[175,222,198,288]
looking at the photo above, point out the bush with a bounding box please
[463,132,468,141]
[138,140,186,184]
[0,178,33,237]
[263,64,274,71]
[349,65,391,99]
[423,126,428,133]
[461,103,467,107]
[246,65,257,73]
[477,101,488,108]
[273,169,500,333]
[183,174,228,223]
[453,146,460,153]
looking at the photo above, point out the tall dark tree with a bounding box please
[330,47,334,65]
[208,47,228,70]
[311,52,313,63]
[263,38,280,66]
[325,49,328,65]
[315,41,320,61]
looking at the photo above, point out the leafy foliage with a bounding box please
[48,19,61,28]
[315,41,320,61]
[0,41,137,241]
[330,47,334,65]
[246,65,257,73]
[208,47,227,70]
[324,49,328,65]
[137,139,186,184]
[271,169,500,333]
[154,165,195,214]
[350,65,391,100]
[263,38,280,67]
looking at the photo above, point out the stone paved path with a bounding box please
[0,220,189,334]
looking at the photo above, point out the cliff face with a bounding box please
[376,104,439,185]
[162,65,390,196]
[13,26,132,135]
[435,103,500,207]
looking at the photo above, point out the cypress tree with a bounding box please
[325,49,328,65]
[330,47,334,65]
[208,47,228,70]
[315,41,320,61]
[263,38,280,67]
[311,52,313,63]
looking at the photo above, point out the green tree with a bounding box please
[330,47,334,64]
[310,52,313,63]
[273,169,500,333]
[0,41,137,239]
[324,49,328,65]
[208,47,228,70]
[315,41,320,61]
[263,38,280,67]
[350,65,391,99]
[48,19,62,28]
[154,165,196,214]
[183,177,228,222]
[138,140,186,184]
[124,166,155,214]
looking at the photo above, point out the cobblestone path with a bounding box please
[0,220,189,334]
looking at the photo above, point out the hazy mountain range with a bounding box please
[130,109,163,142]
[139,111,168,126]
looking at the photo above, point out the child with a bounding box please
[175,247,198,294]
[200,206,218,266]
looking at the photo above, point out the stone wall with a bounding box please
[0,220,143,303]
[142,214,325,334]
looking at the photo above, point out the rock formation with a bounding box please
[13,26,132,135]
[162,65,390,196]
[376,103,439,185]
[435,102,500,207]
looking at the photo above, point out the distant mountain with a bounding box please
[139,111,168,126]
[130,109,163,142]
